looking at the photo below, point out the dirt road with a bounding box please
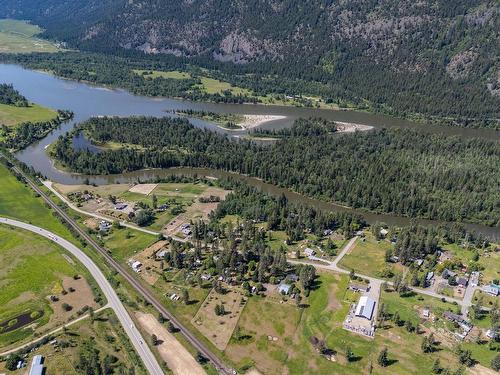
[136,312,206,375]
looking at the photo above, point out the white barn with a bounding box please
[355,296,376,320]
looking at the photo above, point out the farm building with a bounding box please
[131,261,142,272]
[28,355,44,375]
[355,296,376,320]
[484,284,500,296]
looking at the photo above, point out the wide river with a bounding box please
[1,63,499,239]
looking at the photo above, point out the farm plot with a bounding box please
[192,287,246,350]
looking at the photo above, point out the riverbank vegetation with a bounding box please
[51,116,500,226]
[175,109,244,130]
[0,84,73,150]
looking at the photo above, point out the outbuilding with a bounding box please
[355,296,376,320]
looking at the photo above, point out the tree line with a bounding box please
[51,116,500,225]
[0,84,28,107]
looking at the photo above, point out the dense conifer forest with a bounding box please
[0,84,28,107]
[52,117,500,226]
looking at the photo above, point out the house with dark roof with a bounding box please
[456,277,468,288]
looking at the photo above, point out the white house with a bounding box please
[131,261,142,273]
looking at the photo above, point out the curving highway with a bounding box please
[0,217,164,375]
[6,161,233,375]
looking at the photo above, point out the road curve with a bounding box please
[0,217,164,375]
[6,162,232,375]
[43,180,188,242]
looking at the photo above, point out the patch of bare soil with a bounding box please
[327,276,341,311]
[135,312,206,375]
[83,218,99,231]
[469,364,497,375]
[48,276,99,328]
[128,184,158,195]
[192,287,246,350]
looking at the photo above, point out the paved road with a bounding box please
[291,236,466,307]
[7,162,232,375]
[0,217,164,375]
[0,305,109,357]
[44,181,188,242]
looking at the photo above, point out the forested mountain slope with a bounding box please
[1,0,499,123]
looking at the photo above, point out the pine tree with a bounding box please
[378,347,389,367]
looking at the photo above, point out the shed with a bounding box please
[355,296,376,320]
[304,248,316,257]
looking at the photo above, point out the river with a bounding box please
[1,63,498,239]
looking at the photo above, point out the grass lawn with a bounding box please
[0,103,57,127]
[0,225,91,347]
[0,163,76,239]
[339,233,403,279]
[380,290,460,324]
[443,242,500,283]
[197,77,252,96]
[102,227,157,262]
[226,271,467,374]
[0,19,60,53]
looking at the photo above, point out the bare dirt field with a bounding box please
[192,287,246,350]
[128,184,158,195]
[135,312,206,375]
[48,276,99,327]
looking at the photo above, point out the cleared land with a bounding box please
[192,288,246,350]
[0,225,96,348]
[442,242,500,284]
[339,233,404,279]
[0,103,56,127]
[55,181,228,233]
[136,312,206,375]
[0,19,60,53]
[133,69,192,80]
[225,271,464,375]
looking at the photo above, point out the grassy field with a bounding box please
[0,163,77,239]
[224,271,466,375]
[197,76,252,96]
[102,227,157,262]
[133,69,191,80]
[339,233,403,279]
[0,19,60,53]
[0,225,93,347]
[443,243,500,283]
[380,290,460,323]
[0,103,56,126]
